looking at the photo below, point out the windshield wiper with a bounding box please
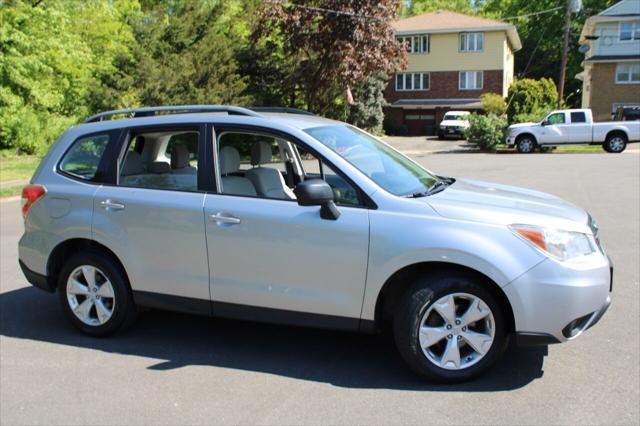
[426,180,449,195]
[405,191,428,198]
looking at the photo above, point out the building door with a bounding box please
[404,110,435,136]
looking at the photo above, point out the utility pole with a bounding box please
[558,0,573,107]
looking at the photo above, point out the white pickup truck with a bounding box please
[506,108,640,153]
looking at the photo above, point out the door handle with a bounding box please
[209,213,241,225]
[99,199,125,210]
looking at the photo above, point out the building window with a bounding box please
[459,71,483,90]
[619,22,640,41]
[616,63,640,84]
[460,32,484,52]
[395,73,430,91]
[396,34,430,54]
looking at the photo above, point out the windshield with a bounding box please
[304,125,439,196]
[443,114,467,121]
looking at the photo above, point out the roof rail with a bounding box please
[83,105,262,123]
[249,107,315,116]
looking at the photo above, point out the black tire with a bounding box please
[603,133,627,153]
[437,132,444,140]
[58,250,137,336]
[516,135,536,153]
[393,271,507,383]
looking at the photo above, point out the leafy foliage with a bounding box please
[506,78,558,124]
[480,93,507,116]
[466,114,508,151]
[254,0,406,115]
[349,74,388,135]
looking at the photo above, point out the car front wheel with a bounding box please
[394,271,507,383]
[58,250,137,336]
[516,136,536,153]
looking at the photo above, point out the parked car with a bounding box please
[437,111,470,139]
[19,105,612,383]
[506,108,640,153]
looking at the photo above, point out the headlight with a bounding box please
[509,224,596,261]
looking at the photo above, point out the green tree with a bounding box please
[506,78,558,123]
[482,0,617,107]
[131,1,251,106]
[480,93,507,116]
[466,113,508,151]
[0,0,136,153]
[408,0,476,15]
[348,74,388,134]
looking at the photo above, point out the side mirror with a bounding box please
[541,119,549,126]
[294,179,341,220]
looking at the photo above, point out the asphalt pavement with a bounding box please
[1,151,638,425]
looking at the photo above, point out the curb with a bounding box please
[0,195,21,203]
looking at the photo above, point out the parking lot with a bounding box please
[1,151,639,425]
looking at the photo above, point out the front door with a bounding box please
[203,128,370,324]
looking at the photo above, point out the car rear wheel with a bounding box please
[393,271,506,383]
[603,133,627,153]
[516,136,536,153]
[58,250,137,336]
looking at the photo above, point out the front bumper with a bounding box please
[504,254,612,344]
[439,128,465,137]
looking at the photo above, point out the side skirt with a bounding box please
[132,291,375,333]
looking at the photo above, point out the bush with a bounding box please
[383,117,408,136]
[506,78,558,124]
[466,113,507,151]
[480,93,507,116]
[349,75,387,135]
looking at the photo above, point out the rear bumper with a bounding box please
[19,259,55,292]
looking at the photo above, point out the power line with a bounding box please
[263,0,381,20]
[501,6,564,21]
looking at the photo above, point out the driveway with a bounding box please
[1,152,638,425]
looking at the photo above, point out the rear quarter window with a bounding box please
[59,134,110,181]
[570,112,586,123]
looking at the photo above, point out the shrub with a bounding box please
[506,78,558,124]
[466,113,507,152]
[349,74,388,135]
[480,93,507,116]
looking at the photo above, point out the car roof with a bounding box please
[71,110,342,136]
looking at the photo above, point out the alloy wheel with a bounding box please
[418,293,495,370]
[608,137,625,152]
[66,265,115,326]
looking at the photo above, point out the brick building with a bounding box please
[385,11,522,136]
[577,0,640,122]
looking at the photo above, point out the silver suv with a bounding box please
[18,105,612,383]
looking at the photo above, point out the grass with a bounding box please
[495,144,605,153]
[0,185,23,198]
[553,145,604,153]
[0,156,40,183]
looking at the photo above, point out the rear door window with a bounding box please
[59,134,111,181]
[570,112,586,123]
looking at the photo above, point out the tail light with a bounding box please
[21,184,46,220]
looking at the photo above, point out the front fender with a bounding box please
[360,211,545,320]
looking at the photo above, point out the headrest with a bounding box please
[251,141,273,166]
[219,146,241,174]
[171,144,191,169]
[121,151,143,176]
[149,161,171,174]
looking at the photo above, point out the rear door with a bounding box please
[91,123,212,313]
[568,111,591,143]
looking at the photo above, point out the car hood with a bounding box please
[426,179,590,232]
[508,122,538,129]
[440,120,469,127]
